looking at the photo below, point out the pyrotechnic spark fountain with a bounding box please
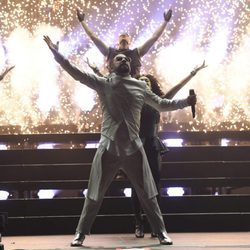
[0,0,249,134]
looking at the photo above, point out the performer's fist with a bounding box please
[164,9,172,22]
[77,8,85,22]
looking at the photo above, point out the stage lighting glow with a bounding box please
[37,143,56,149]
[211,95,224,109]
[166,187,185,197]
[0,191,9,200]
[0,44,5,69]
[85,142,100,148]
[0,0,249,133]
[82,189,88,197]
[83,47,105,69]
[74,85,96,111]
[163,138,183,147]
[37,189,59,199]
[221,138,230,147]
[0,144,7,150]
[123,188,132,197]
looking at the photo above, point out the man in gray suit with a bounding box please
[44,35,196,247]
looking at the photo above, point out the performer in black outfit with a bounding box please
[76,7,172,78]
[134,62,207,238]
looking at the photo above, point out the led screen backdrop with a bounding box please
[0,0,249,133]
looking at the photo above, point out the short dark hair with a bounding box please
[109,54,131,72]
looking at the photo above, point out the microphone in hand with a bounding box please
[189,89,196,118]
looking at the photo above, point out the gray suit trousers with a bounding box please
[76,149,166,234]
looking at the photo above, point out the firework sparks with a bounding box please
[0,0,249,133]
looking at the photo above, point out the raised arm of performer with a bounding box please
[85,58,104,77]
[138,9,172,57]
[163,60,207,99]
[77,8,172,58]
[0,65,15,81]
[43,35,104,90]
[77,8,109,56]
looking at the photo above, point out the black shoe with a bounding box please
[151,232,157,238]
[135,224,144,238]
[70,232,85,247]
[158,231,173,245]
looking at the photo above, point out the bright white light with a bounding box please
[163,139,183,147]
[0,144,8,150]
[0,43,5,70]
[155,40,201,95]
[221,138,230,146]
[123,188,132,197]
[74,85,96,111]
[211,95,224,109]
[34,25,62,114]
[166,187,185,197]
[82,189,88,197]
[0,191,9,200]
[206,26,231,65]
[37,143,55,149]
[85,142,100,148]
[37,189,59,199]
[84,47,105,69]
[6,25,62,123]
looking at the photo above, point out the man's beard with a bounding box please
[116,63,130,74]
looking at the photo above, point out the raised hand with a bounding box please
[43,35,59,53]
[5,65,15,74]
[77,8,85,22]
[196,60,207,72]
[164,9,172,22]
[191,60,207,76]
[7,65,15,71]
[0,65,15,81]
[85,58,97,70]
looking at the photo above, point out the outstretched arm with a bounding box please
[43,35,102,90]
[145,87,197,112]
[77,8,109,56]
[163,60,207,99]
[0,65,15,81]
[137,9,172,57]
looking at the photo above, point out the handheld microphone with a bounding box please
[189,89,196,118]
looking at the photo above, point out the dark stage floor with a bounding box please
[2,232,250,250]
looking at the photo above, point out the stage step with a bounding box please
[1,195,250,235]
[5,212,250,235]
[1,132,249,236]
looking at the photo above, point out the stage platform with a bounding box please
[2,232,250,250]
